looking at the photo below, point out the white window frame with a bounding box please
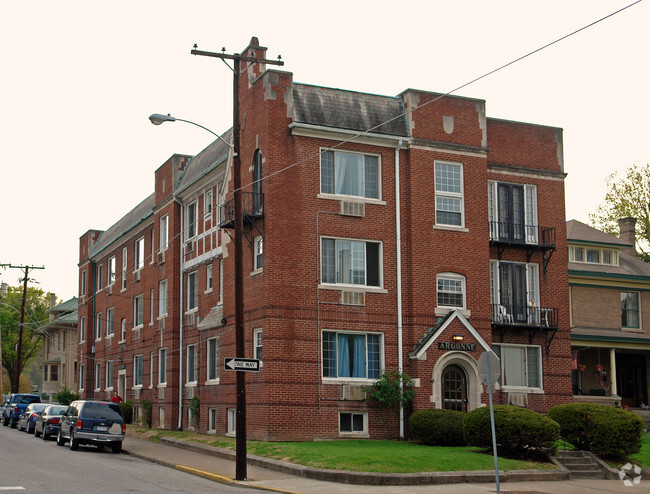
[122,248,127,290]
[321,330,383,382]
[489,260,540,324]
[206,337,220,383]
[569,245,619,266]
[95,362,101,391]
[436,272,466,310]
[205,189,213,219]
[621,291,641,330]
[219,259,224,305]
[208,408,217,432]
[108,256,116,286]
[135,237,145,271]
[186,344,197,385]
[96,264,103,292]
[80,316,86,343]
[120,318,126,343]
[133,354,143,388]
[160,215,169,251]
[339,411,369,437]
[320,237,382,288]
[106,308,114,338]
[493,343,543,391]
[106,360,114,390]
[254,329,262,361]
[159,348,167,385]
[159,279,168,317]
[187,271,198,311]
[95,312,102,341]
[487,181,538,243]
[227,408,236,437]
[435,160,465,228]
[134,295,144,329]
[79,364,85,391]
[206,264,213,293]
[320,149,381,201]
[187,201,198,240]
[254,236,263,271]
[81,270,87,295]
[150,289,154,325]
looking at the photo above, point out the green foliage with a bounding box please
[119,401,133,424]
[53,386,79,406]
[0,285,49,393]
[188,396,200,427]
[463,405,560,461]
[409,408,466,446]
[548,403,644,459]
[364,370,416,409]
[140,399,153,427]
[590,162,650,261]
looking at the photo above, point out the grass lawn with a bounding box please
[630,434,650,468]
[129,426,557,473]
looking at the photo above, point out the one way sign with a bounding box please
[224,357,261,372]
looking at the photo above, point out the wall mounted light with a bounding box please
[452,334,464,342]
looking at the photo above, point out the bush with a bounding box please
[463,405,559,461]
[409,408,465,446]
[119,401,133,424]
[53,386,79,406]
[140,399,153,427]
[548,403,644,458]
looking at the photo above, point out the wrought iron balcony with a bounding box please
[489,221,556,249]
[219,192,264,229]
[491,303,558,330]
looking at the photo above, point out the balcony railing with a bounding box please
[489,221,556,249]
[491,303,558,330]
[219,192,264,229]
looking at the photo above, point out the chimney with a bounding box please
[619,217,637,257]
[49,292,57,322]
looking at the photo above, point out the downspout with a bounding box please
[395,140,405,439]
[90,260,96,400]
[176,197,185,430]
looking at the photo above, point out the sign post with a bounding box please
[478,350,501,494]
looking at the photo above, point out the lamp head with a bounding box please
[149,113,176,125]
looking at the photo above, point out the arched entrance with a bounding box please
[442,364,468,412]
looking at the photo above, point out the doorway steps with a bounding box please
[554,450,606,479]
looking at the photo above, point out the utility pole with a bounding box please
[0,264,45,393]
[191,43,283,481]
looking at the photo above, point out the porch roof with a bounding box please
[571,327,650,350]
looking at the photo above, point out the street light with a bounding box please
[149,114,234,151]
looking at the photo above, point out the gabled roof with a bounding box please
[566,219,630,248]
[292,84,410,137]
[48,297,78,314]
[176,129,233,195]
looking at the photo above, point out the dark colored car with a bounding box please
[35,404,69,440]
[57,400,125,453]
[17,403,50,433]
[2,394,41,428]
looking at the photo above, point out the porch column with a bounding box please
[610,348,618,397]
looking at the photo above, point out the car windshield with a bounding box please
[32,404,49,412]
[83,403,123,420]
[16,395,39,405]
[48,406,68,415]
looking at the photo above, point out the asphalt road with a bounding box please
[0,424,269,493]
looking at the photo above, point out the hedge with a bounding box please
[409,408,465,446]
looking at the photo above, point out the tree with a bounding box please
[0,285,49,393]
[590,163,650,262]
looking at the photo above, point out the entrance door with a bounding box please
[442,364,468,412]
[118,371,126,401]
[617,354,647,407]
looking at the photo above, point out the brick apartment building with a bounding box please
[76,37,572,440]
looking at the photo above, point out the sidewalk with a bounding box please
[122,435,645,493]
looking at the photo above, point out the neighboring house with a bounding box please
[37,294,78,399]
[569,218,650,408]
[77,37,572,440]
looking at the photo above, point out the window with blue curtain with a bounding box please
[322,331,380,379]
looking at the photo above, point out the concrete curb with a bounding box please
[160,437,572,486]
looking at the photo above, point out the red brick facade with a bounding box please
[77,38,572,440]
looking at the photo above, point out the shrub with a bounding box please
[140,399,153,427]
[463,405,560,461]
[53,386,79,406]
[409,408,465,446]
[119,401,133,424]
[365,370,416,409]
[548,403,644,458]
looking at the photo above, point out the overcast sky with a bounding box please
[1,0,648,301]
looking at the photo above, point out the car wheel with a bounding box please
[42,428,49,440]
[56,429,66,446]
[2,416,8,426]
[34,425,41,437]
[27,425,34,434]
[110,441,122,454]
[10,419,17,429]
[69,431,79,451]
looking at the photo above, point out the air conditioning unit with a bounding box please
[80,295,86,305]
[158,387,165,400]
[341,291,365,306]
[159,318,165,331]
[185,313,195,327]
[185,241,194,254]
[341,385,366,401]
[508,392,528,408]
[133,328,141,340]
[184,387,195,399]
[134,270,141,282]
[106,285,112,296]
[340,201,365,217]
[157,250,166,264]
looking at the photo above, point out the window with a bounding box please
[95,313,102,341]
[96,265,103,292]
[159,280,168,317]
[150,289,154,324]
[339,411,367,435]
[435,161,464,227]
[43,364,59,382]
[187,272,198,310]
[122,248,127,290]
[106,308,114,337]
[150,351,154,388]
[187,202,197,239]
[320,150,379,199]
[134,295,144,328]
[437,273,466,308]
[106,361,114,389]
[135,238,145,270]
[95,363,101,390]
[79,365,85,391]
[322,331,381,379]
[254,329,262,361]
[219,259,224,305]
[206,264,213,291]
[160,215,169,251]
[490,261,539,324]
[120,318,126,342]
[159,348,167,385]
[321,238,381,287]
[208,408,217,432]
[621,291,640,329]
[187,345,197,384]
[253,150,263,213]
[227,408,236,436]
[205,190,213,218]
[207,337,219,382]
[493,344,542,389]
[254,237,263,271]
[80,317,86,343]
[134,355,143,387]
[108,257,116,285]
[569,246,618,266]
[487,181,537,243]
[81,270,86,295]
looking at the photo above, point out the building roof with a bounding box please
[48,296,78,314]
[566,219,631,248]
[572,327,650,348]
[176,129,233,195]
[292,84,410,137]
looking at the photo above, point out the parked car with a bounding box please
[35,404,68,440]
[2,394,41,428]
[57,400,125,453]
[17,403,50,433]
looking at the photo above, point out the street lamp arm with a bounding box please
[148,113,234,150]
